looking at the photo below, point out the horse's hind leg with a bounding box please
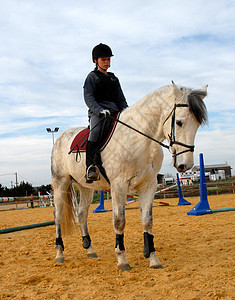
[53,177,71,263]
[77,186,98,258]
[111,182,131,271]
[138,181,163,269]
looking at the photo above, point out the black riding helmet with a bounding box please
[92,43,114,62]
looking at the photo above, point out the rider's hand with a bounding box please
[99,109,111,118]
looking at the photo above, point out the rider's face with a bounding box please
[95,57,111,72]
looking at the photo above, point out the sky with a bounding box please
[0,0,235,187]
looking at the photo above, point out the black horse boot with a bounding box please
[85,141,100,183]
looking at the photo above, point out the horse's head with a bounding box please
[163,81,208,173]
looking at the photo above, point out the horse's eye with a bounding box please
[176,120,183,127]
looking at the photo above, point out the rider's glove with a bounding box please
[99,109,111,118]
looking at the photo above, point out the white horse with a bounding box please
[51,81,207,270]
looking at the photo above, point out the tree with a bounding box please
[0,181,36,197]
[11,181,35,197]
[0,184,5,197]
[0,182,53,197]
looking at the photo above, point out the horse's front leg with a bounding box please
[139,182,164,269]
[78,187,98,258]
[111,183,131,271]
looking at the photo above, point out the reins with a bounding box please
[108,103,195,157]
[108,115,170,149]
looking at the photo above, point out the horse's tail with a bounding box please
[62,183,78,236]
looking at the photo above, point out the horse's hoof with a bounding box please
[118,264,132,271]
[87,253,98,258]
[55,257,64,263]
[150,264,164,269]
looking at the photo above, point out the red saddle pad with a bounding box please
[70,113,120,153]
[70,128,90,152]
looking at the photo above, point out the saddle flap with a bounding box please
[70,128,90,152]
[70,113,120,153]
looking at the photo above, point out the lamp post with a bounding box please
[46,127,59,145]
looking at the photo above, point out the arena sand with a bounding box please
[0,194,234,300]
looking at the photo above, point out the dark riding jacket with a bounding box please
[83,70,128,117]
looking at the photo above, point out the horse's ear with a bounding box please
[171,81,183,99]
[199,85,208,100]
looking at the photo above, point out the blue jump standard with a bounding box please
[176,173,191,206]
[93,190,106,213]
[187,153,212,216]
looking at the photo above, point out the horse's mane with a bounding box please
[187,90,208,125]
[127,84,208,126]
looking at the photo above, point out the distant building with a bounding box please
[163,177,175,186]
[178,172,193,185]
[192,163,232,179]
[177,163,232,184]
[157,174,164,185]
[179,170,215,183]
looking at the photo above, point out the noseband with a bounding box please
[164,103,195,157]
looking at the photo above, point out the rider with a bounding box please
[83,43,128,182]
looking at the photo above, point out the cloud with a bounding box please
[0,135,51,186]
[0,0,235,187]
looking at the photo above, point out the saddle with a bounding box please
[69,114,120,184]
[70,113,120,154]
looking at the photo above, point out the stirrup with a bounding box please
[85,165,100,183]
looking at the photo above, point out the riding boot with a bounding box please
[86,141,100,182]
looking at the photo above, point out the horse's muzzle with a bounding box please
[177,164,187,172]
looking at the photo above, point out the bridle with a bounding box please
[163,103,195,157]
[108,102,195,159]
